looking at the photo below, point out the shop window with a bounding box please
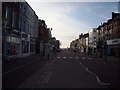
[12,11,18,28]
[6,42,19,56]
[6,36,11,43]
[22,40,29,54]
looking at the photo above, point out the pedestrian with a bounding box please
[53,45,56,54]
[43,44,46,56]
[104,51,107,63]
[40,42,43,59]
[46,43,51,60]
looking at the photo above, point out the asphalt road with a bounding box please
[2,53,58,88]
[2,49,120,88]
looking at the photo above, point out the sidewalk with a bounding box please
[77,51,120,69]
[3,51,58,73]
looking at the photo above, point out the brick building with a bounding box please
[96,12,120,57]
[37,19,52,54]
[107,13,120,57]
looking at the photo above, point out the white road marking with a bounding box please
[88,58,92,60]
[81,57,86,59]
[75,57,79,59]
[63,57,66,59]
[37,72,53,84]
[57,57,60,59]
[79,62,111,86]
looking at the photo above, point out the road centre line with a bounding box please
[88,58,92,60]
[75,57,79,59]
[81,57,86,59]
[57,57,60,59]
[69,57,72,59]
[63,57,66,59]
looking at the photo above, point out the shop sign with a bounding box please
[107,39,120,45]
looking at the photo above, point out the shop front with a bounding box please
[6,35,20,59]
[21,34,30,57]
[107,39,120,57]
[30,37,35,54]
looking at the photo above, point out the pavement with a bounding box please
[2,52,58,88]
[2,50,120,88]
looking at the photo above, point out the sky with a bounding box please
[26,0,119,48]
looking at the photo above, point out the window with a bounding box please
[5,7,8,19]
[12,11,15,27]
[23,21,25,32]
[20,4,22,9]
[19,19,22,30]
[19,20,20,29]
[28,24,29,32]
[5,6,9,25]
[7,36,11,43]
[23,7,26,15]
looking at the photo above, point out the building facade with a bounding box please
[37,19,53,55]
[70,39,78,52]
[96,12,120,57]
[19,2,38,57]
[79,33,89,53]
[2,2,20,60]
[107,13,120,57]
[88,28,97,54]
[2,1,39,60]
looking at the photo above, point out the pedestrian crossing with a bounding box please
[57,56,92,60]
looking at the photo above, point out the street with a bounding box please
[2,49,120,88]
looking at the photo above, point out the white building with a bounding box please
[19,1,38,57]
[88,28,97,54]
[86,37,89,53]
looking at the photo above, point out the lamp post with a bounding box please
[104,39,107,62]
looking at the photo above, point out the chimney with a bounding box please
[112,12,119,19]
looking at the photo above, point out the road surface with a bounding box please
[2,49,120,88]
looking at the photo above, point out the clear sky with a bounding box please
[26,1,119,48]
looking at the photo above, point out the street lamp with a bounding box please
[104,39,107,62]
